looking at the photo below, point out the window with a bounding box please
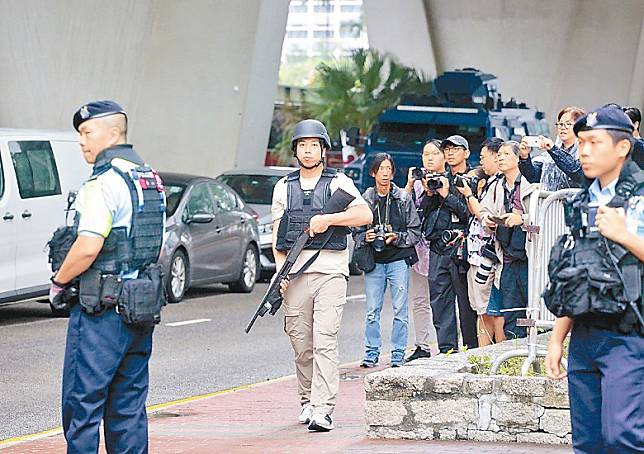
[314,2,334,13]
[287,30,308,38]
[340,4,361,13]
[289,1,307,13]
[340,22,361,38]
[9,141,61,199]
[313,30,334,38]
[209,183,236,212]
[184,183,214,220]
[217,174,284,205]
[163,183,186,217]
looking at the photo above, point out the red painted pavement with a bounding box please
[1,364,571,453]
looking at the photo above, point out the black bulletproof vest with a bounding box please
[543,160,644,334]
[87,145,165,274]
[275,168,348,251]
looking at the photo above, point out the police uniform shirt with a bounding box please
[588,177,618,206]
[76,158,154,278]
[271,172,367,276]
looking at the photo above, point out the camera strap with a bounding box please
[375,191,391,226]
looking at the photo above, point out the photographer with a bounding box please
[354,153,421,368]
[456,138,505,346]
[518,106,586,190]
[423,135,477,353]
[480,141,539,339]
[402,139,443,362]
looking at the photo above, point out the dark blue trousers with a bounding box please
[568,322,644,453]
[62,304,154,454]
[500,259,528,339]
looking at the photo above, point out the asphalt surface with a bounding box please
[0,274,399,441]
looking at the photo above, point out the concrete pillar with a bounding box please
[363,0,437,78]
[0,0,289,176]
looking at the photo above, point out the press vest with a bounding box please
[275,168,348,251]
[544,161,644,334]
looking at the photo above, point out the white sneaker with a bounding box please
[308,414,334,432]
[298,404,313,424]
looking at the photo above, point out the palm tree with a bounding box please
[272,49,431,164]
[306,49,431,142]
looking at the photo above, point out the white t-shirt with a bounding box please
[271,171,366,276]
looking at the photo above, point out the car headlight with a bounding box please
[258,223,273,234]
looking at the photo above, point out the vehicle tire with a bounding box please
[167,249,189,303]
[228,245,258,293]
[49,303,70,317]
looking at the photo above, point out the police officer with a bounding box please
[272,119,371,431]
[545,106,644,453]
[49,100,165,453]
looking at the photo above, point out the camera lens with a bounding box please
[474,258,494,285]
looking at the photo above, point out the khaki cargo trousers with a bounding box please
[283,272,346,417]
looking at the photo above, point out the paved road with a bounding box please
[0,275,401,440]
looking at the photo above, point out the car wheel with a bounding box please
[229,245,258,293]
[167,249,189,303]
[49,303,70,317]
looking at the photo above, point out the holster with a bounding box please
[117,264,167,327]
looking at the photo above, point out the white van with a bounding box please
[0,130,90,311]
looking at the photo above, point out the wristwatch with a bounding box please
[466,194,476,201]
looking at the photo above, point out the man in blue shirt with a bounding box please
[546,106,644,453]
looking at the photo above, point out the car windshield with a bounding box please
[163,183,186,216]
[218,174,283,205]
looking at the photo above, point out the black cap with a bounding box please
[73,100,127,131]
[573,105,634,136]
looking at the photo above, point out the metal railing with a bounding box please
[491,188,580,375]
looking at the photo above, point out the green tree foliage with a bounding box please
[306,48,431,139]
[272,49,431,165]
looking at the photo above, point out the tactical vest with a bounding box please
[275,168,348,252]
[543,161,644,334]
[90,153,165,274]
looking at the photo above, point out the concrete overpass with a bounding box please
[0,0,642,176]
[365,0,644,125]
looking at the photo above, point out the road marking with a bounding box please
[1,318,64,329]
[346,294,366,301]
[164,318,211,327]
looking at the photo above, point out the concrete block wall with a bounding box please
[365,336,571,444]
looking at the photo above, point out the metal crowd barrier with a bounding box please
[491,187,580,375]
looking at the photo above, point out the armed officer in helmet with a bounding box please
[272,120,372,432]
[48,101,166,453]
[545,106,644,453]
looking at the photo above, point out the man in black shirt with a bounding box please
[422,135,477,353]
[353,153,421,367]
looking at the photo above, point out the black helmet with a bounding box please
[291,119,331,151]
